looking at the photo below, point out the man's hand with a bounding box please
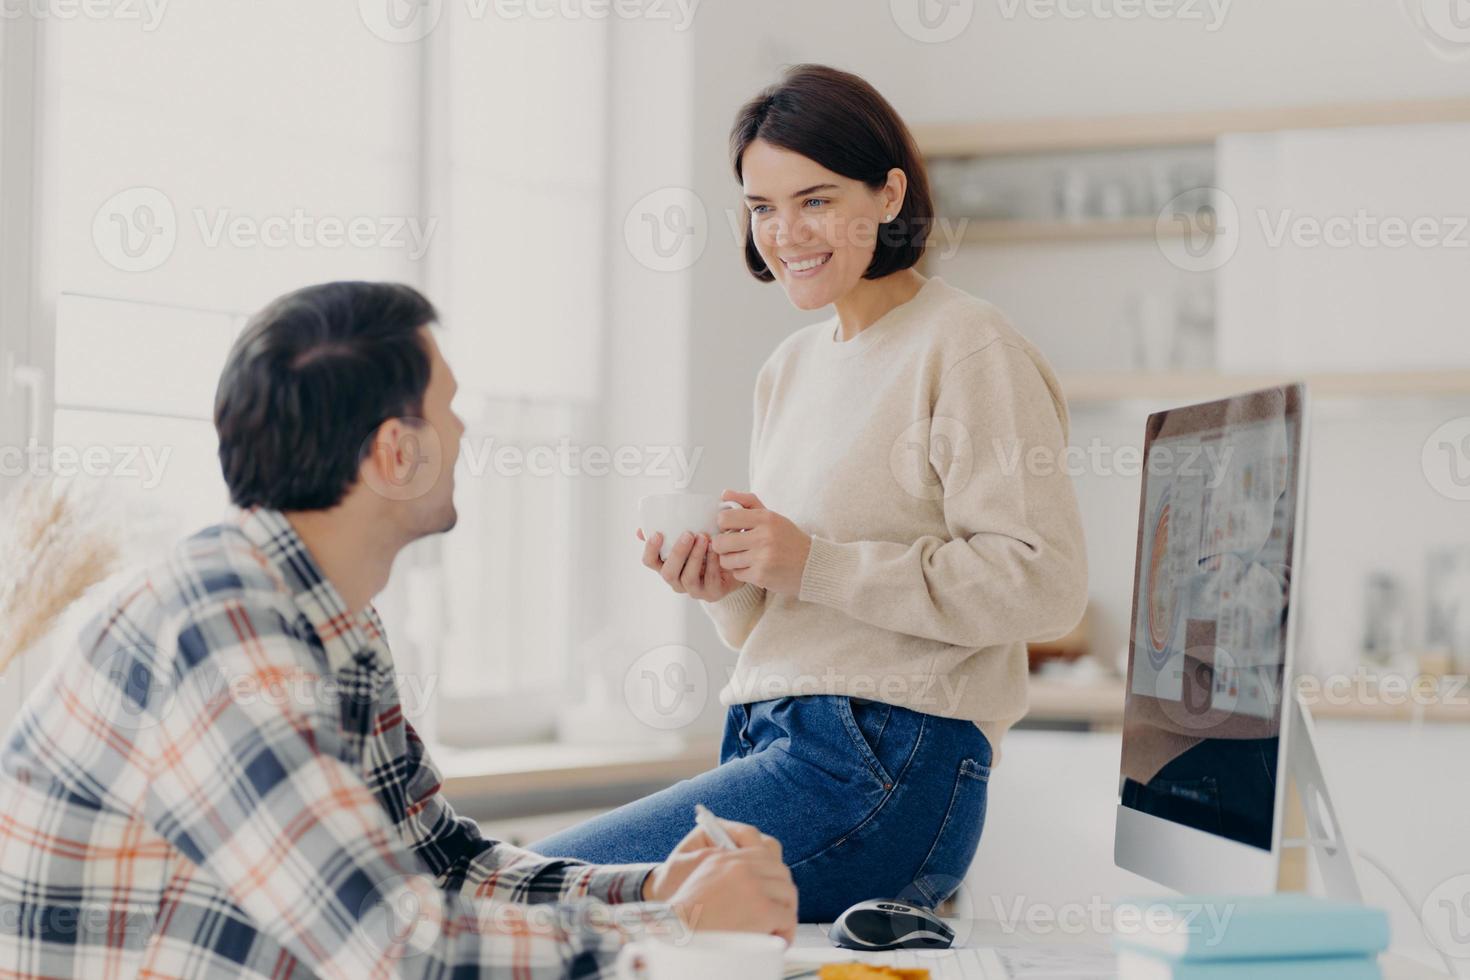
[643,818,796,944]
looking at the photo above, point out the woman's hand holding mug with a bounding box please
[710,491,811,597]
[637,490,811,600]
[637,490,744,602]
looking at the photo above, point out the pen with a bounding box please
[693,803,739,851]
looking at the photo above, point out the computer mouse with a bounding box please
[828,898,956,952]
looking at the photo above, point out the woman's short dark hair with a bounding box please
[728,64,934,282]
[215,281,438,512]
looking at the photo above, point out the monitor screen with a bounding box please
[1119,386,1304,851]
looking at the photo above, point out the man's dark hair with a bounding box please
[728,63,935,282]
[215,281,438,511]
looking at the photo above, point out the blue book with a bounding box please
[1117,950,1381,980]
[1111,895,1390,962]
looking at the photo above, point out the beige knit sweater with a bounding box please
[703,277,1089,750]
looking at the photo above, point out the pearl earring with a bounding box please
[884,213,893,222]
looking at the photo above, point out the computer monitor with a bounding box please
[1114,384,1326,895]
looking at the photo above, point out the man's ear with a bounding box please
[359,417,441,502]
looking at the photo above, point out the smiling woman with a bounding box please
[531,64,1090,923]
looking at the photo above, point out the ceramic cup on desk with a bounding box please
[637,493,742,560]
[615,933,785,980]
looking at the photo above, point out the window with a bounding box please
[6,8,617,748]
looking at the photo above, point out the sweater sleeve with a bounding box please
[796,340,1089,649]
[701,357,773,650]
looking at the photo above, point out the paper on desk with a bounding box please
[994,945,1115,979]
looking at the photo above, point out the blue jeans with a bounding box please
[528,695,992,922]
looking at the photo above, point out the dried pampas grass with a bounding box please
[0,480,120,678]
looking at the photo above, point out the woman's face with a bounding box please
[740,139,904,311]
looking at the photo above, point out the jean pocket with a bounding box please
[836,697,895,789]
[910,757,990,908]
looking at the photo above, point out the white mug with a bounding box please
[638,493,741,561]
[614,932,786,980]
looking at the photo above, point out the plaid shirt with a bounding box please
[0,508,680,979]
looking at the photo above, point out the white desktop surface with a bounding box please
[784,919,1449,979]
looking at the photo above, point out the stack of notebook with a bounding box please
[1112,895,1390,979]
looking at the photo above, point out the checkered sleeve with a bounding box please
[144,596,684,979]
[391,716,660,907]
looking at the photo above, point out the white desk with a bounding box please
[785,919,1449,979]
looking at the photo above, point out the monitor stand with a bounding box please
[1279,687,1363,902]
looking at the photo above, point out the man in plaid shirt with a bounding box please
[0,282,797,978]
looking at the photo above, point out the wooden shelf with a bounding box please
[951,217,1168,244]
[1059,370,1470,405]
[1026,677,1470,727]
[439,736,720,800]
[913,97,1470,158]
